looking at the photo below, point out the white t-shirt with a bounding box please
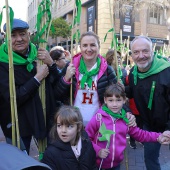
[74,63,100,126]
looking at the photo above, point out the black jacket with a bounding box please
[42,131,98,170]
[53,57,117,105]
[126,67,170,132]
[0,61,59,139]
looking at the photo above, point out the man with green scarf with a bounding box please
[125,35,170,170]
[0,19,59,154]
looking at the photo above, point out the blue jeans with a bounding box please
[143,125,161,170]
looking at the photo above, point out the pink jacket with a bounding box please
[85,108,160,169]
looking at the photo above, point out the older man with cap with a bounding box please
[0,18,60,154]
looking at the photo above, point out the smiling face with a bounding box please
[131,37,153,72]
[104,95,125,113]
[11,29,30,55]
[57,116,78,145]
[80,35,100,63]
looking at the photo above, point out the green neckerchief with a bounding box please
[79,57,101,89]
[132,53,170,85]
[0,43,37,72]
[102,105,129,124]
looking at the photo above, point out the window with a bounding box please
[148,7,166,25]
[64,0,67,5]
[59,0,62,7]
[134,11,140,22]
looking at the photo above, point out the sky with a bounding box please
[0,0,28,31]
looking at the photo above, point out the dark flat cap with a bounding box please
[3,18,29,32]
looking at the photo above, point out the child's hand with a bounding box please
[158,131,170,144]
[98,148,110,159]
[126,112,136,127]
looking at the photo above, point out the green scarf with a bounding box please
[132,53,170,85]
[102,105,129,124]
[0,43,37,72]
[79,57,101,89]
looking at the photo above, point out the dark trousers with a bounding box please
[102,164,120,170]
[143,125,161,170]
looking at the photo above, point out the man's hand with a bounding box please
[158,131,170,144]
[126,112,137,127]
[37,48,54,66]
[35,62,49,82]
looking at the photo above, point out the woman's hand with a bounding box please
[64,63,76,82]
[64,50,71,61]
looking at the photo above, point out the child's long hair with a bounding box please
[104,82,126,100]
[50,105,83,144]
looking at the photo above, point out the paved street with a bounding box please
[0,127,170,170]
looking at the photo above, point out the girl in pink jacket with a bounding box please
[85,83,170,170]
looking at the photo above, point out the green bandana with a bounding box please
[132,53,170,85]
[79,57,101,89]
[0,43,37,72]
[102,105,129,124]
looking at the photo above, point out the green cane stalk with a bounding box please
[108,0,120,81]
[35,0,52,160]
[70,0,82,106]
[4,1,20,149]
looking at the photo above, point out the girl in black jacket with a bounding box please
[42,105,97,170]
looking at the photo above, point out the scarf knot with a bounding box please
[79,57,101,89]
[102,105,129,124]
[0,43,37,72]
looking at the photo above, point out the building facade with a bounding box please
[27,0,170,53]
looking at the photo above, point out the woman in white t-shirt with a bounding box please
[53,31,134,126]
